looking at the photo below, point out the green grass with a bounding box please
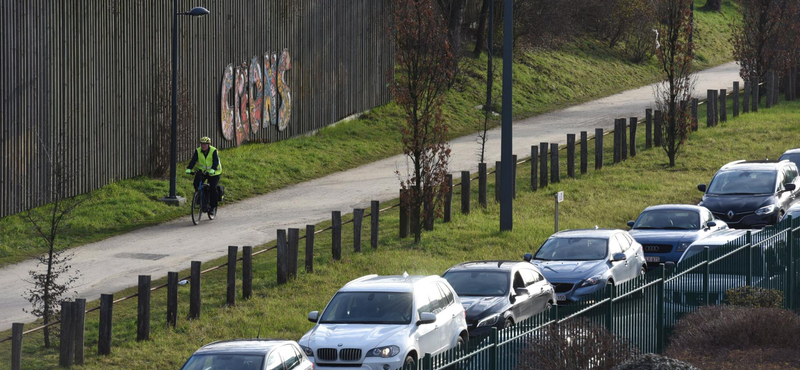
[0,1,740,267]
[1,90,795,369]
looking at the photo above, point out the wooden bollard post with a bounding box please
[461,171,470,214]
[190,262,201,319]
[720,89,727,122]
[277,230,289,284]
[444,175,452,222]
[654,111,663,146]
[629,117,637,157]
[98,294,113,356]
[370,201,379,248]
[288,229,299,275]
[613,120,620,164]
[167,272,178,328]
[645,109,653,148]
[512,155,517,199]
[137,275,151,341]
[567,134,576,178]
[595,129,604,170]
[353,210,364,252]
[706,90,714,127]
[713,90,720,126]
[743,80,751,113]
[305,226,315,272]
[227,246,238,305]
[479,163,488,207]
[733,81,740,117]
[620,119,628,160]
[332,212,342,260]
[73,298,86,365]
[580,132,588,174]
[531,146,538,191]
[59,301,74,367]
[550,143,560,183]
[540,143,549,188]
[752,76,760,112]
[495,161,501,202]
[11,323,23,370]
[243,246,253,299]
[691,99,699,131]
[399,190,409,239]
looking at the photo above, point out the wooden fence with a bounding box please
[0,0,393,218]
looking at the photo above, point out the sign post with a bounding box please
[555,191,564,233]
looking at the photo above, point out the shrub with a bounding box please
[724,286,784,308]
[613,353,699,370]
[667,305,800,355]
[517,319,637,370]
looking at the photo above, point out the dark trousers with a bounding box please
[193,174,220,208]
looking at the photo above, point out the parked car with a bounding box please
[781,202,800,222]
[676,228,755,265]
[627,205,728,268]
[180,339,313,370]
[299,274,468,370]
[698,160,800,228]
[522,229,647,304]
[779,148,800,170]
[442,261,556,337]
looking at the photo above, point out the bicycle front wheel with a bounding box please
[191,191,203,225]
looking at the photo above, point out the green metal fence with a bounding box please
[397,216,800,370]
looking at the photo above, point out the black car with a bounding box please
[442,261,555,337]
[779,148,800,170]
[698,160,800,228]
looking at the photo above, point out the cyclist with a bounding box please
[185,136,222,215]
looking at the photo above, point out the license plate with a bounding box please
[646,256,661,263]
[556,294,567,301]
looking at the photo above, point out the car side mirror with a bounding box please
[697,184,707,192]
[308,311,319,323]
[706,221,717,228]
[785,183,796,191]
[417,312,436,326]
[627,221,635,228]
[523,253,533,262]
[612,253,627,262]
[515,287,531,297]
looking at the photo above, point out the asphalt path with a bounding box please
[0,62,743,330]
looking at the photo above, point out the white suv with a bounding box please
[299,274,468,370]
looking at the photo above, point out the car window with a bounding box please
[416,288,432,316]
[181,354,266,370]
[608,236,623,256]
[614,234,631,251]
[533,237,608,261]
[703,209,714,223]
[267,351,284,370]
[782,167,796,187]
[319,292,413,324]
[512,272,525,289]
[520,269,539,286]
[292,346,306,364]
[633,210,700,230]
[426,284,446,313]
[781,154,800,172]
[443,271,509,297]
[707,170,777,195]
[437,282,455,305]
[279,345,300,370]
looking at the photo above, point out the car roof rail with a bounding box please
[720,160,747,169]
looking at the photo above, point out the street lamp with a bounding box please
[160,2,209,206]
[500,0,513,231]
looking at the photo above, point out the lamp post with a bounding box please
[500,0,513,231]
[160,2,209,206]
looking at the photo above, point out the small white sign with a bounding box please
[556,191,564,203]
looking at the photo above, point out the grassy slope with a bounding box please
[0,3,739,267]
[2,88,796,369]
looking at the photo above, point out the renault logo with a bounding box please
[727,210,735,218]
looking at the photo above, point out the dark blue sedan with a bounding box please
[628,205,728,268]
[523,229,646,304]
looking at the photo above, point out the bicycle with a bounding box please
[188,170,220,225]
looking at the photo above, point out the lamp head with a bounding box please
[186,7,209,16]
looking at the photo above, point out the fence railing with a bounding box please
[4,77,790,369]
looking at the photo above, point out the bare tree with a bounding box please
[654,0,696,167]
[732,0,793,87]
[21,137,83,347]
[390,0,454,243]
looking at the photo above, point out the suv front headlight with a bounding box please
[476,314,500,328]
[755,204,776,216]
[367,345,401,358]
[300,345,314,357]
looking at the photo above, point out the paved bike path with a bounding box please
[0,62,743,330]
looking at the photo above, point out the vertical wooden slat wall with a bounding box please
[0,0,394,218]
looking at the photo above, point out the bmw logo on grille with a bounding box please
[338,343,343,347]
[727,210,735,219]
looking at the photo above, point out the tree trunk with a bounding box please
[43,244,55,348]
[701,0,721,11]
[473,0,490,57]
[447,0,467,58]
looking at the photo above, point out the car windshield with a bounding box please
[319,292,412,324]
[780,153,800,169]
[634,210,700,230]
[534,237,608,261]
[706,170,776,195]
[181,354,265,370]
[443,271,509,297]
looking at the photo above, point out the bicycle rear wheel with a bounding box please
[191,191,203,225]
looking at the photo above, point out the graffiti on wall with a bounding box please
[220,64,235,141]
[221,49,292,143]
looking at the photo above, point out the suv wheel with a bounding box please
[404,355,416,368]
